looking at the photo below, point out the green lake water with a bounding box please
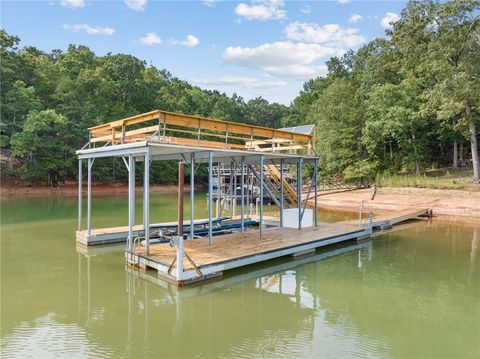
[1,194,479,358]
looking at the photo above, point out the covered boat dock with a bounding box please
[76,110,374,285]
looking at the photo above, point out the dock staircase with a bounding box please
[263,164,297,207]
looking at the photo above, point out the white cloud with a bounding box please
[235,0,287,21]
[139,32,162,45]
[63,24,115,35]
[173,34,200,47]
[300,5,311,14]
[381,12,400,29]
[193,76,286,89]
[125,0,146,11]
[59,0,85,8]
[284,22,365,48]
[348,13,362,23]
[337,0,350,3]
[202,0,218,7]
[223,41,338,79]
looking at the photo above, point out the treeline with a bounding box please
[292,0,479,181]
[0,30,289,184]
[1,0,479,185]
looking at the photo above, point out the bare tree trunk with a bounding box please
[412,132,421,176]
[465,103,479,181]
[453,140,458,169]
[460,142,464,163]
[389,137,393,159]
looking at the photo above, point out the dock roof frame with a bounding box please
[76,140,318,164]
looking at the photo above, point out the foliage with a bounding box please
[1,0,479,185]
[0,30,287,184]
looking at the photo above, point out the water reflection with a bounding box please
[78,241,372,357]
[2,198,479,359]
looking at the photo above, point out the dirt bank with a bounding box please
[0,180,205,197]
[308,187,480,223]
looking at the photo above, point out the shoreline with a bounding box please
[2,182,479,224]
[308,187,480,224]
[0,181,205,197]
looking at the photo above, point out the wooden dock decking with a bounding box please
[76,215,277,246]
[344,207,429,230]
[126,222,370,285]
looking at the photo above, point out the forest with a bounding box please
[1,0,479,185]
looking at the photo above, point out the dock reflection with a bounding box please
[74,240,372,357]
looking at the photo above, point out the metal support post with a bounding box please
[144,151,150,254]
[208,151,213,245]
[87,158,92,235]
[78,159,82,231]
[297,158,303,229]
[259,155,264,237]
[240,156,245,232]
[190,153,195,240]
[216,162,221,218]
[128,155,135,250]
[177,161,184,281]
[280,159,284,227]
[314,158,318,227]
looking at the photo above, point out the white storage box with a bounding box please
[282,208,313,228]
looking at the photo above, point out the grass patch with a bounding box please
[375,168,476,190]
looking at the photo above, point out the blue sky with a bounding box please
[1,0,406,104]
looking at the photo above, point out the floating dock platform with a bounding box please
[125,222,371,285]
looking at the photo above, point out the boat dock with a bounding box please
[75,109,429,286]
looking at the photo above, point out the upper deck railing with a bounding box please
[87,110,315,154]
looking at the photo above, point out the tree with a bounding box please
[10,110,69,185]
[392,0,480,180]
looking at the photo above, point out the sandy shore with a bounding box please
[308,187,480,223]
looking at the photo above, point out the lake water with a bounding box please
[1,194,479,358]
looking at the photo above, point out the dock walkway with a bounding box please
[344,207,428,230]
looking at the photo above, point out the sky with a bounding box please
[1,0,407,105]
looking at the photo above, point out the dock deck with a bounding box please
[344,207,429,230]
[126,222,370,285]
[76,215,277,246]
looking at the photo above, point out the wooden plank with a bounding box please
[89,109,313,143]
[343,208,428,228]
[132,223,361,271]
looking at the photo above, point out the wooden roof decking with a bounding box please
[87,110,315,154]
